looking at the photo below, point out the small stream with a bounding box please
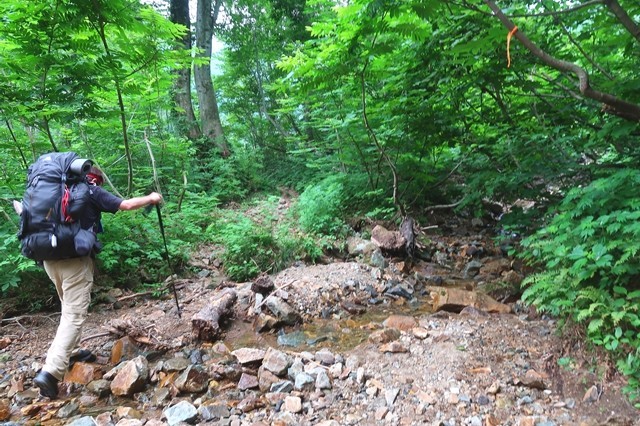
[222,295,435,354]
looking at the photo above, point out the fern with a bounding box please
[520,168,640,402]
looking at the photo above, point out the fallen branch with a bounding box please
[80,331,112,343]
[116,281,187,303]
[192,289,237,341]
[1,314,59,329]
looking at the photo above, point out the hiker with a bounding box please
[32,166,163,399]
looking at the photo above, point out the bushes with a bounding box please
[295,175,347,236]
[520,169,640,405]
[206,198,323,282]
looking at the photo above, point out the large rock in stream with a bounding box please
[428,286,511,314]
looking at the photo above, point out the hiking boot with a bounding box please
[33,370,59,399]
[69,349,96,368]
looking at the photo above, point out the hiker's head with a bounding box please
[86,167,104,186]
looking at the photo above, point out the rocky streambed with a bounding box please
[1,224,639,426]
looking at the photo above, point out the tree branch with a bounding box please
[604,0,640,43]
[484,0,640,122]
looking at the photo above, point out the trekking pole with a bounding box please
[155,203,181,318]
[142,133,181,318]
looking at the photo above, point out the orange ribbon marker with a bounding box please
[507,26,518,68]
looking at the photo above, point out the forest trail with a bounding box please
[1,214,639,425]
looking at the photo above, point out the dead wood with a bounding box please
[191,288,237,341]
[400,216,416,258]
[116,281,188,303]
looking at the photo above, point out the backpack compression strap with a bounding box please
[61,186,72,223]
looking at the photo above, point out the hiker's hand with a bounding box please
[148,192,163,205]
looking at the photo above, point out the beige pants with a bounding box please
[42,256,94,380]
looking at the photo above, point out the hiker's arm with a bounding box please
[119,192,163,211]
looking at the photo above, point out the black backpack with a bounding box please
[17,152,96,261]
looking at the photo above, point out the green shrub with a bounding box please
[207,198,326,281]
[295,175,347,236]
[520,169,640,405]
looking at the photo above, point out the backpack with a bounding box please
[17,152,96,261]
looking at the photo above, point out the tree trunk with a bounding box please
[169,0,201,141]
[195,0,229,157]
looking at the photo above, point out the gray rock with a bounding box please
[67,417,97,426]
[163,400,197,425]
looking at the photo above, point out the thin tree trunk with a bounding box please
[94,19,134,195]
[195,0,229,158]
[169,0,201,140]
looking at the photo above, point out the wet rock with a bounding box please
[265,297,302,325]
[341,300,367,315]
[369,328,401,344]
[110,356,149,397]
[163,400,197,425]
[384,283,413,299]
[429,286,511,314]
[278,330,307,348]
[254,313,278,332]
